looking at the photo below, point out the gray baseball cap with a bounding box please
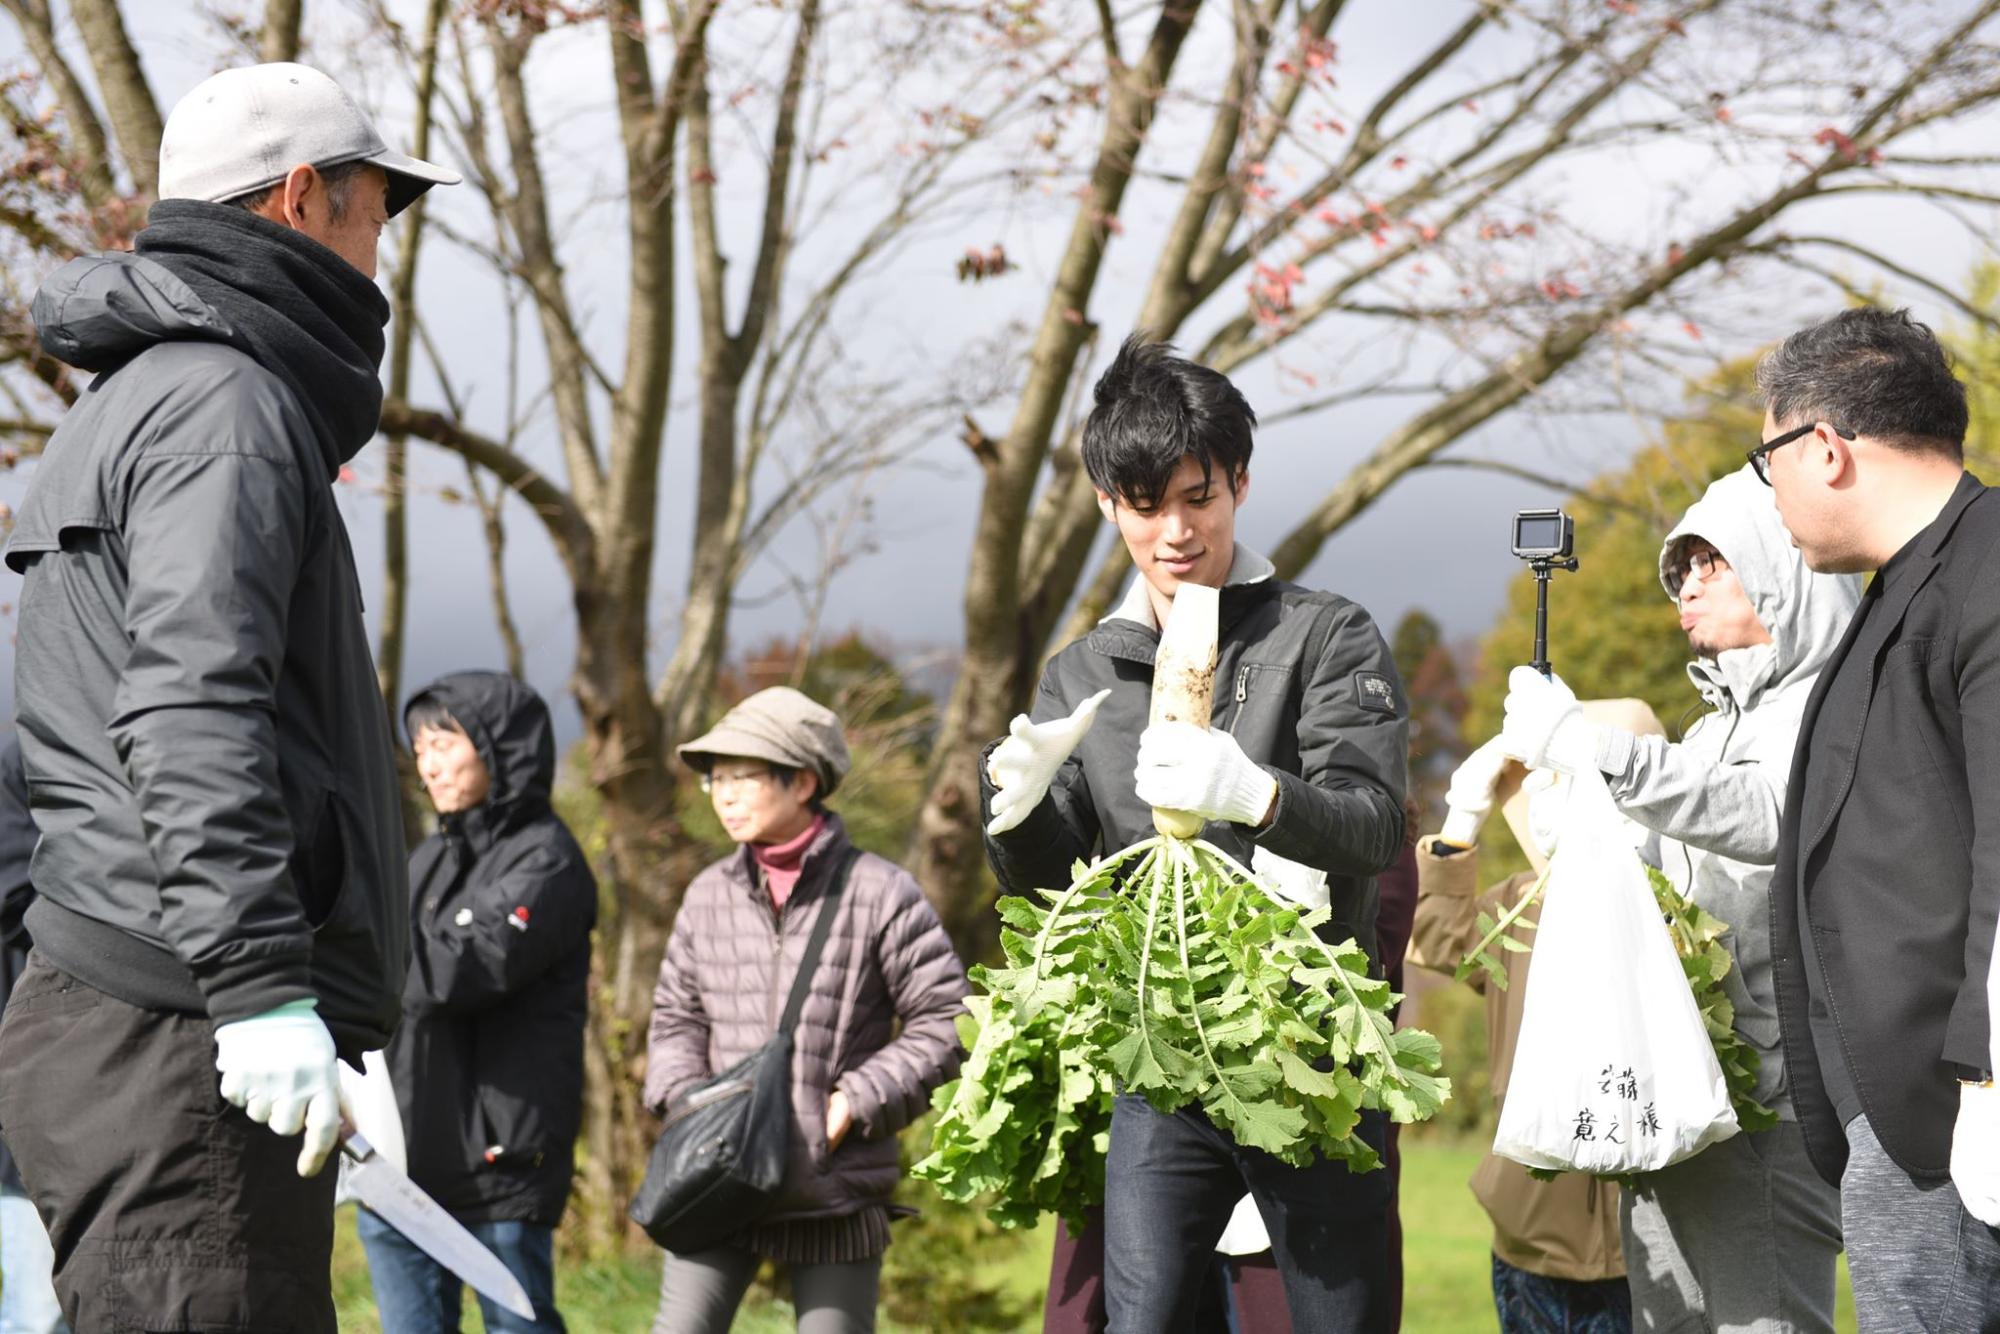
[158,63,459,218]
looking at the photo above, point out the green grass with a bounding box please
[330,1143,1856,1331]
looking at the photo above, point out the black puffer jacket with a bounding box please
[386,672,597,1225]
[5,204,407,1058]
[981,549,1408,961]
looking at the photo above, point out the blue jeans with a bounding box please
[357,1207,565,1333]
[1491,1253,1632,1334]
[1102,1095,1395,1332]
[0,1187,65,1334]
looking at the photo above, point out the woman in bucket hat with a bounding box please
[644,687,968,1333]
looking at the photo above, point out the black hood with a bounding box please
[409,671,556,812]
[34,200,390,476]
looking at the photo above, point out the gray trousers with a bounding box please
[1621,1120,1842,1334]
[1843,1114,2000,1333]
[650,1246,882,1334]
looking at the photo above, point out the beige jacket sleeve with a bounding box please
[1408,835,1512,990]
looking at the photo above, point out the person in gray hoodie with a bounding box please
[1499,465,1861,1333]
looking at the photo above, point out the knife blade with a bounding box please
[341,1131,537,1321]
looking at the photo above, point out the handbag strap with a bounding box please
[776,845,861,1038]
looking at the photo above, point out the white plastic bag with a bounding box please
[1493,767,1737,1175]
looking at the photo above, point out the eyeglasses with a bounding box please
[1665,547,1729,598]
[1747,420,1853,485]
[700,767,775,795]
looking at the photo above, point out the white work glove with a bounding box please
[1952,1081,2000,1226]
[986,688,1112,836]
[1439,735,1512,846]
[1132,722,1279,828]
[215,999,344,1178]
[1500,667,1600,776]
[1524,769,1567,861]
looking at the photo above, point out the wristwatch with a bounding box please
[1955,1063,1994,1088]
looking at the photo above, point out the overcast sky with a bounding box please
[4,1,1994,748]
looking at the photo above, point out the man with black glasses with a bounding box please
[1758,306,2000,1330]
[1498,464,1859,1331]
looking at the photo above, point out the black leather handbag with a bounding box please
[629,846,859,1251]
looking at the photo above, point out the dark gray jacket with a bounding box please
[981,546,1409,960]
[4,206,407,1058]
[390,672,595,1226]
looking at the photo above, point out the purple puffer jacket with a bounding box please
[644,815,969,1222]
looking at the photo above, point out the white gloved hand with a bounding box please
[1500,667,1600,776]
[1133,723,1279,828]
[986,689,1113,836]
[1952,1081,2000,1226]
[1524,769,1568,861]
[1439,735,1512,846]
[215,999,344,1178]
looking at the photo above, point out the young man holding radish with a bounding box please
[980,336,1410,1332]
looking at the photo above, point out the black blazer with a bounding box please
[1773,471,2000,1185]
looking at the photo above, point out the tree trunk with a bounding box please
[904,0,1204,958]
[66,0,161,196]
[260,0,304,62]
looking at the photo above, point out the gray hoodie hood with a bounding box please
[1657,464,1862,712]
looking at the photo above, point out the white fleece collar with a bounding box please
[1103,543,1277,630]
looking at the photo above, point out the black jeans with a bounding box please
[0,954,337,1333]
[1102,1094,1394,1332]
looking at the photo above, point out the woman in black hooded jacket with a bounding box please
[362,671,597,1334]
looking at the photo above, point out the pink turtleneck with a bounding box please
[752,813,826,911]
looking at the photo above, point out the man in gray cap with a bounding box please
[0,63,455,1330]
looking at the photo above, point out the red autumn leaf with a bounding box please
[690,166,718,185]
[1667,242,1686,265]
[1682,320,1703,340]
[1390,155,1409,170]
[337,466,358,484]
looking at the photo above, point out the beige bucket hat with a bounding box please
[677,686,852,798]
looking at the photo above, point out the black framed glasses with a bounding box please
[1665,546,1729,598]
[1747,421,1854,485]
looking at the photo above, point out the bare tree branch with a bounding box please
[66,0,162,196]
[1754,232,2000,333]
[0,0,116,205]
[484,17,606,519]
[378,399,594,567]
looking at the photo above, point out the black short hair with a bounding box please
[767,763,828,814]
[1081,336,1256,510]
[224,159,374,223]
[403,692,464,746]
[1756,307,1967,461]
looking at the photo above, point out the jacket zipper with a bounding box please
[660,1077,751,1129]
[766,876,789,1032]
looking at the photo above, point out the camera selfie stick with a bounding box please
[1529,553,1579,678]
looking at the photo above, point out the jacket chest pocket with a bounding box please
[1866,639,1969,829]
[1222,662,1297,744]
